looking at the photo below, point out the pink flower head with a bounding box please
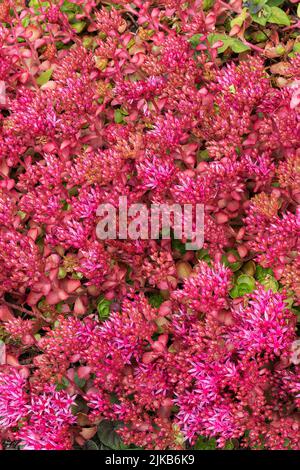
[0,368,29,429]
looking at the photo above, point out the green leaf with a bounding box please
[230,8,248,28]
[22,17,30,28]
[172,238,187,255]
[237,274,256,288]
[284,295,295,310]
[61,1,81,13]
[267,0,284,5]
[84,440,99,450]
[29,0,50,8]
[230,38,250,53]
[230,274,256,298]
[17,210,27,220]
[72,21,87,33]
[97,420,127,450]
[197,149,210,162]
[55,377,69,391]
[208,33,250,54]
[74,373,86,389]
[189,34,202,48]
[255,266,278,292]
[56,302,63,313]
[229,285,241,299]
[224,439,235,450]
[68,186,79,197]
[194,436,216,450]
[197,248,211,263]
[97,297,111,321]
[246,0,268,14]
[268,6,290,26]
[293,43,300,53]
[222,250,242,272]
[105,2,124,10]
[71,271,83,280]
[58,267,67,279]
[120,107,129,116]
[255,265,274,282]
[283,438,291,449]
[126,38,136,50]
[203,0,215,10]
[251,30,269,42]
[109,393,120,405]
[36,69,53,86]
[208,33,231,53]
[148,293,164,308]
[55,41,67,51]
[114,109,124,124]
[251,13,268,25]
[260,275,279,293]
[251,5,272,25]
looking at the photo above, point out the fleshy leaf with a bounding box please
[97,297,112,321]
[267,0,285,5]
[194,435,217,450]
[230,8,248,28]
[230,274,256,298]
[72,21,87,33]
[84,440,99,450]
[97,420,127,450]
[268,6,290,25]
[230,39,251,53]
[114,109,124,124]
[36,69,53,86]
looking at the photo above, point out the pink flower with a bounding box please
[18,386,76,450]
[0,369,29,429]
[172,261,232,314]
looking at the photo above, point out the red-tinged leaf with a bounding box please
[0,305,14,321]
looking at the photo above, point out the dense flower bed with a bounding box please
[0,0,299,450]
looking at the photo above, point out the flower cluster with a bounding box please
[0,368,76,450]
